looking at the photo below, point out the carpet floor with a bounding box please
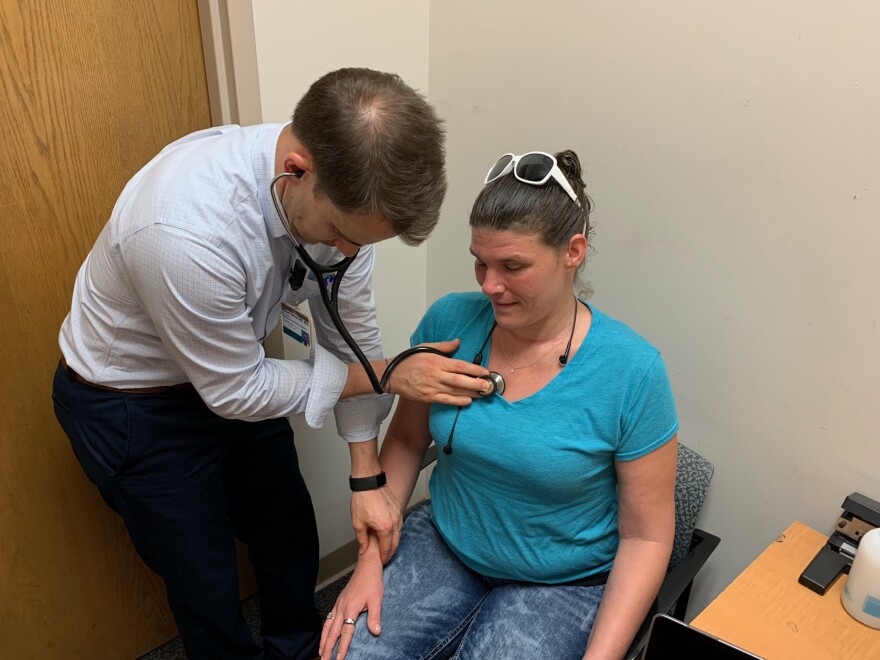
[137,572,352,660]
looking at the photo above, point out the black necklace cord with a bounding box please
[558,298,580,366]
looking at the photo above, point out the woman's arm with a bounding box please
[377,397,434,510]
[349,397,434,562]
[320,398,434,660]
[582,436,678,660]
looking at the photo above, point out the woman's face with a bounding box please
[470,227,579,331]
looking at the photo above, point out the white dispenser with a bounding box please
[841,527,880,628]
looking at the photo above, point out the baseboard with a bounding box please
[316,539,359,589]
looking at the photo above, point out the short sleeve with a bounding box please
[615,352,679,461]
[409,296,450,347]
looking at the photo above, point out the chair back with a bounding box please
[669,444,714,569]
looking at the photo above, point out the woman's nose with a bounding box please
[481,271,504,295]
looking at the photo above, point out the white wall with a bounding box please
[427,1,880,615]
[249,0,431,556]
[222,0,880,617]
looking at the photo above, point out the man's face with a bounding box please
[282,182,396,256]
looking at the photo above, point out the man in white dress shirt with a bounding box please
[52,68,489,660]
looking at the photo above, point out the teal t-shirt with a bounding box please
[412,292,679,584]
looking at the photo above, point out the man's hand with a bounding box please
[351,488,402,564]
[385,339,491,406]
[348,439,402,563]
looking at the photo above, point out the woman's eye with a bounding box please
[475,261,486,269]
[504,264,522,272]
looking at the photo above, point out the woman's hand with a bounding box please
[319,549,385,660]
[386,340,491,406]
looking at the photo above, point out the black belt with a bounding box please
[481,570,610,589]
[60,357,194,394]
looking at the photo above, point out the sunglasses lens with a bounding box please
[515,153,554,183]
[486,154,514,182]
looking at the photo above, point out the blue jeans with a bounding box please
[342,502,605,660]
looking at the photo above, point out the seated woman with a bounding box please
[320,150,679,660]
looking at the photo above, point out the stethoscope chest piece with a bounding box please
[478,371,505,397]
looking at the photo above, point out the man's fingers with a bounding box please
[435,375,491,398]
[356,527,370,555]
[438,394,473,407]
[377,530,393,564]
[450,359,491,378]
[388,526,401,558]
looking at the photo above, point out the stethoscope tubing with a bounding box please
[270,172,456,395]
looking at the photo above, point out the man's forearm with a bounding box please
[348,438,383,477]
[341,360,387,399]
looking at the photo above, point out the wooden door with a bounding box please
[0,1,213,656]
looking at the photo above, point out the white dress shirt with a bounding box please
[60,123,393,442]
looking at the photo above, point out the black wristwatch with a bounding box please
[349,471,387,492]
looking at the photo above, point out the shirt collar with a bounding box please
[254,123,290,239]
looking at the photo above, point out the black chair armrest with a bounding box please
[421,443,438,470]
[657,527,720,618]
[624,528,721,660]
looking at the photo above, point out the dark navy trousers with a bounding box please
[52,363,321,660]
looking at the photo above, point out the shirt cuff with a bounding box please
[334,392,395,443]
[304,344,348,430]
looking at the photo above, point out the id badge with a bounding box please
[281,302,313,361]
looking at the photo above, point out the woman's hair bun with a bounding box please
[555,150,584,186]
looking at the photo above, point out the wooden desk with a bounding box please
[692,521,880,659]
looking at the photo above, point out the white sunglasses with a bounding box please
[483,152,582,209]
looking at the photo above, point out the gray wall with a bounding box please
[427,0,880,615]
[235,0,880,618]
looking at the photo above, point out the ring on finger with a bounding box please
[326,612,335,621]
[343,618,356,625]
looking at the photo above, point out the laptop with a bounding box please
[642,614,765,659]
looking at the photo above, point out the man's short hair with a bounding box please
[291,68,447,246]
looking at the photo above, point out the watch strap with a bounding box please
[349,471,387,492]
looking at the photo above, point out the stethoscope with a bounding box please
[443,299,578,454]
[271,171,507,397]
[443,321,501,454]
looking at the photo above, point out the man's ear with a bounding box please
[282,150,312,177]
